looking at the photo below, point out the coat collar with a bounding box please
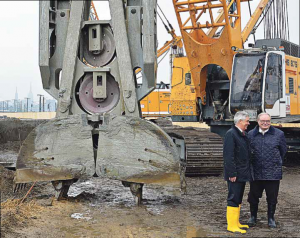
[232,125,247,137]
[253,125,275,136]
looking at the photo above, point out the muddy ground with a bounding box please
[1,118,300,237]
[1,157,300,238]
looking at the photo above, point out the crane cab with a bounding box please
[229,50,286,119]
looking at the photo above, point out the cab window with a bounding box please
[264,53,282,108]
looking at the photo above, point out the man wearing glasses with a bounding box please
[247,113,287,228]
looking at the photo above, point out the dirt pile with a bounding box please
[0,118,46,144]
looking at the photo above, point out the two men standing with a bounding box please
[223,112,287,233]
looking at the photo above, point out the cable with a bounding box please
[158,49,170,65]
[157,11,170,33]
[247,0,256,42]
[285,0,290,40]
[157,4,174,30]
[254,0,274,34]
[264,0,289,41]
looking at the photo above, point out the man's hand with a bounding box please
[229,177,237,182]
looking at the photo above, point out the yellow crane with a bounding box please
[170,0,271,125]
[89,1,99,21]
[141,0,270,119]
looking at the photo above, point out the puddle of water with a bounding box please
[145,205,164,215]
[67,176,182,217]
[68,181,96,197]
[0,151,18,162]
[70,213,92,221]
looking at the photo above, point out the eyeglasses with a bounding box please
[259,120,271,124]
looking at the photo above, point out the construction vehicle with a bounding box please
[139,19,183,118]
[14,0,186,204]
[170,0,300,162]
[13,0,299,200]
[141,0,299,175]
[171,0,299,128]
[171,0,270,129]
[170,0,299,126]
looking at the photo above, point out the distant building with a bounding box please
[1,84,57,113]
[45,98,57,112]
[14,88,20,112]
[31,97,56,112]
[27,83,34,112]
[15,87,18,101]
[0,98,5,112]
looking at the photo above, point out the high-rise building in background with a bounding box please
[15,88,18,101]
[14,87,19,112]
[27,83,34,112]
[0,84,57,113]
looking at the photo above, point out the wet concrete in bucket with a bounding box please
[1,160,300,237]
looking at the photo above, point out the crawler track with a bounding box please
[154,119,224,177]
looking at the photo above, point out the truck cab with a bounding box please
[229,48,286,119]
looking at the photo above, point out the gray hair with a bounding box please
[234,111,249,125]
[257,112,271,121]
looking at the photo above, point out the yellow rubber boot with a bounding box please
[238,205,249,229]
[227,206,247,234]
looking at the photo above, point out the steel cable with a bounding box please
[264,0,289,41]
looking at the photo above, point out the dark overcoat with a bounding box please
[248,125,287,180]
[223,126,252,182]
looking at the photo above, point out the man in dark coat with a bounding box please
[247,112,287,228]
[223,111,252,234]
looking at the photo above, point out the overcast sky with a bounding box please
[0,0,299,101]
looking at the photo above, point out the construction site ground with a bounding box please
[1,141,300,238]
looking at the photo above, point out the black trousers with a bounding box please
[247,180,280,206]
[227,181,246,207]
